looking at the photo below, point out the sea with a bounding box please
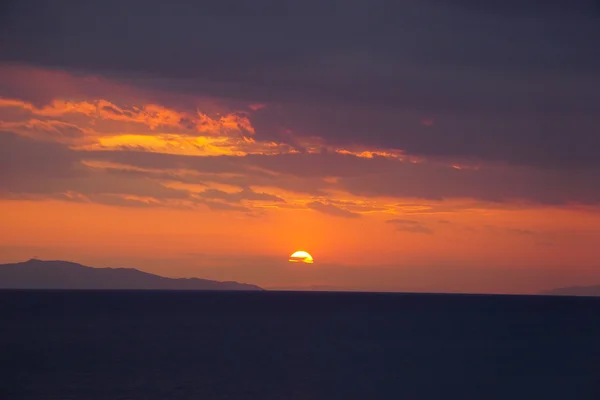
[1,290,599,399]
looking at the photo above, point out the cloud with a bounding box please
[76,148,600,205]
[0,132,294,212]
[306,201,361,219]
[0,119,88,144]
[199,200,251,213]
[5,121,600,207]
[434,0,600,17]
[336,160,600,205]
[2,65,600,210]
[386,219,434,234]
[0,131,83,185]
[56,192,193,209]
[2,0,598,168]
[0,96,254,138]
[0,132,191,206]
[326,199,389,214]
[1,66,599,208]
[198,188,285,203]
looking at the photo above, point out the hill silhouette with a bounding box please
[542,285,600,297]
[0,259,263,291]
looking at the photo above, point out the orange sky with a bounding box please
[1,65,599,294]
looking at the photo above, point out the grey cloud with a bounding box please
[89,151,331,195]
[0,131,84,186]
[386,219,434,234]
[0,132,190,204]
[85,149,600,205]
[199,200,251,213]
[432,0,600,17]
[328,199,388,213]
[0,133,284,212]
[86,150,246,175]
[199,188,285,203]
[307,201,361,219]
[5,130,600,206]
[337,160,600,205]
[246,153,600,205]
[243,153,389,178]
[0,120,88,142]
[1,0,599,168]
[201,173,329,196]
[54,193,192,209]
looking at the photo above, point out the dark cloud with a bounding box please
[86,150,245,175]
[87,152,331,196]
[386,219,434,234]
[0,132,190,203]
[434,0,600,17]
[86,149,600,205]
[1,0,599,167]
[0,119,88,147]
[199,200,251,213]
[337,161,600,205]
[198,188,285,203]
[0,131,83,187]
[55,193,188,209]
[244,153,390,178]
[3,129,600,206]
[327,199,388,213]
[306,201,361,219]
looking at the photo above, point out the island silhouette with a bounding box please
[0,259,263,291]
[541,285,600,297]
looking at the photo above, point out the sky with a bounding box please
[1,0,599,294]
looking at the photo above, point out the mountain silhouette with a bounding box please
[0,259,263,291]
[541,285,600,297]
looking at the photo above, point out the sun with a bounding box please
[289,250,314,264]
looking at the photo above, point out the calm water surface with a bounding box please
[1,290,599,399]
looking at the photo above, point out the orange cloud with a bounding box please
[1,97,254,135]
[0,96,267,157]
[196,111,255,135]
[2,65,600,295]
[0,119,92,144]
[1,94,426,163]
[334,148,415,162]
[248,104,266,111]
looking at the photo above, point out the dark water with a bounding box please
[1,291,599,399]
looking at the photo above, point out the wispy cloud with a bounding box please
[386,219,434,234]
[0,97,254,135]
[197,188,285,204]
[2,64,600,210]
[307,201,361,219]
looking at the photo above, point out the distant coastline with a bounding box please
[0,259,263,291]
[540,285,600,297]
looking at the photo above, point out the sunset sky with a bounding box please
[1,0,599,294]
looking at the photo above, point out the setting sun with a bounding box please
[289,251,314,264]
